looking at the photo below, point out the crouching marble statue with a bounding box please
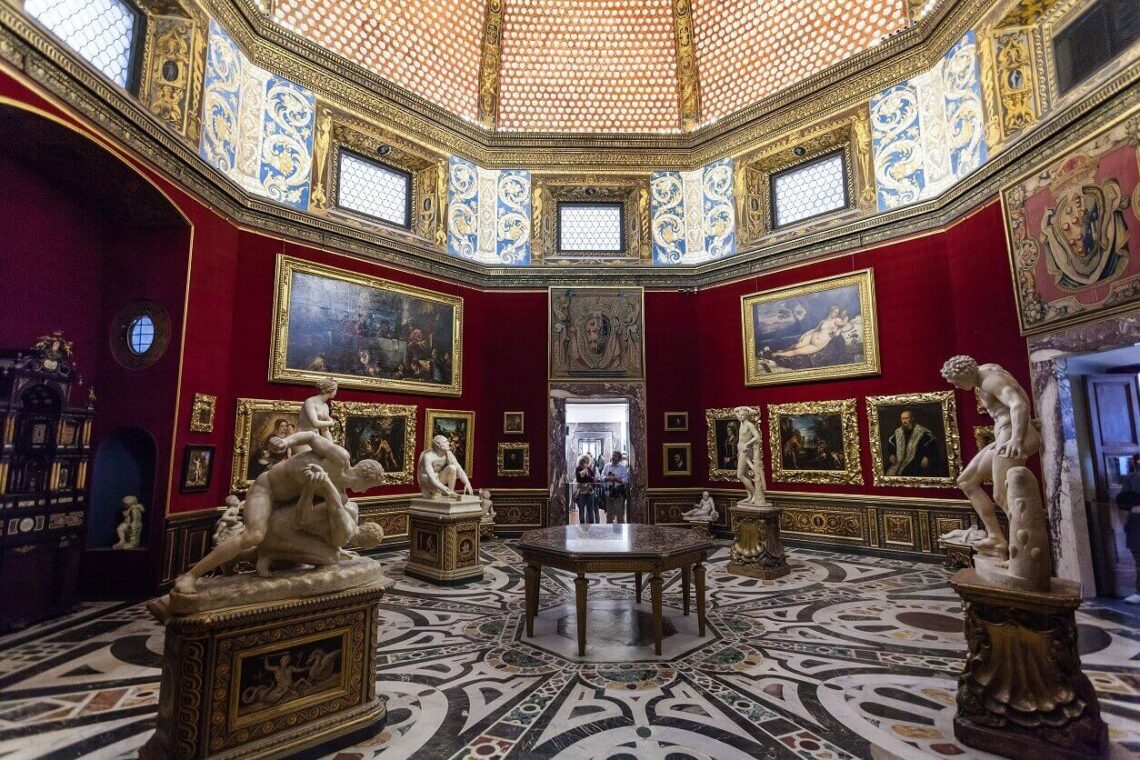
[726,407,789,579]
[937,356,1107,760]
[143,431,390,760]
[403,434,485,585]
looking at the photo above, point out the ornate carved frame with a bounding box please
[531,175,650,265]
[230,398,302,492]
[866,390,963,488]
[705,406,751,482]
[768,398,864,485]
[330,400,417,485]
[423,409,475,477]
[496,442,530,477]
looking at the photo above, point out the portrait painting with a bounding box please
[1003,110,1140,334]
[233,630,349,726]
[705,407,747,481]
[231,399,302,492]
[190,392,217,433]
[331,402,416,485]
[664,411,689,432]
[663,443,692,477]
[497,442,530,476]
[768,399,862,485]
[271,256,463,395]
[180,445,216,493]
[867,392,962,488]
[425,409,475,477]
[742,269,879,386]
[503,412,525,435]
[549,286,645,380]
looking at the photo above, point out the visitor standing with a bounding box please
[602,451,630,523]
[575,455,598,524]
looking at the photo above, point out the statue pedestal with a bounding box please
[141,559,388,760]
[726,501,790,580]
[950,568,1107,759]
[937,537,975,571]
[480,514,495,540]
[404,495,484,585]
[686,518,712,541]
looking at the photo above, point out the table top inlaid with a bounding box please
[519,524,714,561]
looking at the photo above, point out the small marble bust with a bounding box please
[113,496,145,549]
[683,491,717,521]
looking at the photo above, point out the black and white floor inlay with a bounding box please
[1,542,1138,759]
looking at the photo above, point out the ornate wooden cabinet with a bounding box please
[0,333,94,631]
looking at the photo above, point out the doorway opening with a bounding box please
[1068,345,1140,600]
[565,400,630,525]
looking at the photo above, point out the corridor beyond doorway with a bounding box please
[565,400,630,525]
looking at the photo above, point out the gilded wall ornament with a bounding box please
[548,287,645,380]
[190,392,217,433]
[497,442,530,477]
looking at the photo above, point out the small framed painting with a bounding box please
[664,411,689,432]
[663,443,692,477]
[503,411,525,435]
[497,442,530,476]
[190,392,217,433]
[181,445,216,493]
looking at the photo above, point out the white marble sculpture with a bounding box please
[213,495,245,546]
[1004,466,1051,591]
[941,356,1043,562]
[734,406,770,506]
[479,488,496,520]
[294,378,338,454]
[173,430,385,594]
[113,496,145,549]
[938,525,988,544]
[417,434,474,499]
[684,491,717,521]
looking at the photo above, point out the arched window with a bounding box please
[23,0,143,91]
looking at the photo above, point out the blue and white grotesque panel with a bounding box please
[871,30,986,212]
[199,21,314,211]
[446,157,531,266]
[652,159,736,266]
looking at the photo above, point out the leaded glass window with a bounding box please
[770,150,849,229]
[558,202,624,253]
[24,0,141,90]
[336,150,412,228]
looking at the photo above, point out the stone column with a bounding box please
[727,501,790,579]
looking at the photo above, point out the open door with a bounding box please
[1084,374,1140,597]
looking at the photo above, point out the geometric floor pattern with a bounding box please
[1,541,1139,759]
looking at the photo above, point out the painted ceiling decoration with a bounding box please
[269,0,912,134]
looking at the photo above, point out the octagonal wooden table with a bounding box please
[518,524,715,656]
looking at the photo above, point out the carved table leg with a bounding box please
[574,573,588,657]
[650,571,663,656]
[634,572,642,603]
[524,563,540,637]
[681,565,691,616]
[694,562,706,637]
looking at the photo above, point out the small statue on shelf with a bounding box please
[113,496,145,549]
[417,434,474,500]
[683,491,717,521]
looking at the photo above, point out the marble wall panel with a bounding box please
[447,157,531,265]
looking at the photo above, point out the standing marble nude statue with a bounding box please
[418,434,474,499]
[294,378,338,454]
[174,430,384,593]
[113,496,145,549]
[734,406,769,505]
[941,355,1042,561]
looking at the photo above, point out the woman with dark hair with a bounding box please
[575,455,597,525]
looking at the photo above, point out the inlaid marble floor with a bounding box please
[1,542,1139,759]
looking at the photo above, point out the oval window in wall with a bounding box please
[110,301,170,369]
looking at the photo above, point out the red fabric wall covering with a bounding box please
[645,290,702,489]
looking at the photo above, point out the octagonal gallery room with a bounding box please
[2,0,1140,757]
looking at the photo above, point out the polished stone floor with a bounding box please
[1,541,1139,759]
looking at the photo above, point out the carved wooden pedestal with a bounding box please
[142,580,386,760]
[480,515,495,541]
[687,518,712,541]
[727,502,790,580]
[950,569,1107,759]
[938,538,975,571]
[404,496,484,585]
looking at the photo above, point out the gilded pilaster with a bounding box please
[139,14,203,140]
[477,0,504,130]
[670,0,701,132]
[309,106,332,213]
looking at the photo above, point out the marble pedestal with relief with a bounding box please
[950,568,1107,759]
[141,559,388,760]
[404,495,484,585]
[727,501,790,580]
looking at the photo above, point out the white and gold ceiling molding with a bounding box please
[650,158,736,266]
[870,30,988,212]
[446,157,532,266]
[199,20,315,211]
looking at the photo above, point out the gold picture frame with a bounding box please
[497,442,530,476]
[270,255,464,396]
[330,401,416,485]
[231,398,303,492]
[664,411,689,432]
[866,391,962,488]
[662,442,692,477]
[503,411,525,435]
[741,269,879,387]
[424,409,475,477]
[768,399,862,485]
[706,406,750,481]
[190,392,217,433]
